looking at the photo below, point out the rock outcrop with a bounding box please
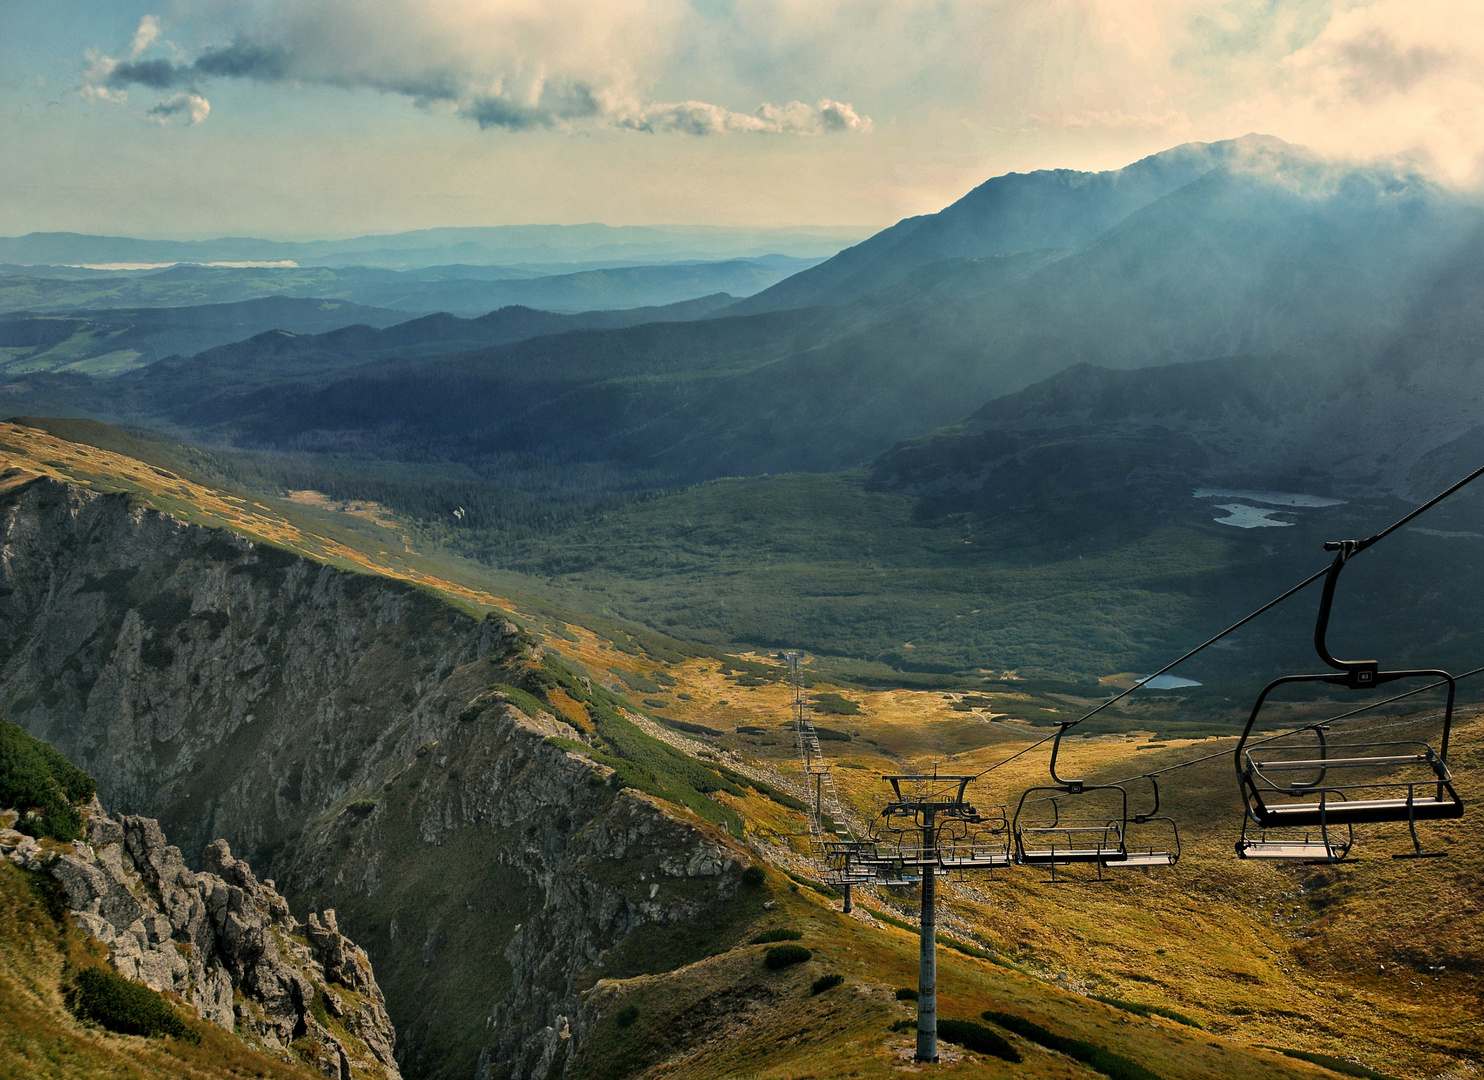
[2,805,399,1079]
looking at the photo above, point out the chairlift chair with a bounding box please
[938,807,1013,872]
[1013,725,1130,879]
[1104,776,1181,868]
[1234,539,1464,859]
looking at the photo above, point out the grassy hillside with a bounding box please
[569,643,1483,1080]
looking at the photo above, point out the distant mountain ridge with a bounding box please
[0,224,865,271]
[730,134,1341,314]
[0,256,817,316]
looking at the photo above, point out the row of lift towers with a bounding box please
[785,651,1001,1065]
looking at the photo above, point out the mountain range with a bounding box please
[5,133,1484,680]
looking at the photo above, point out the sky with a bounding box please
[4,0,1484,239]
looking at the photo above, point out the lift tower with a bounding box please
[879,774,987,1065]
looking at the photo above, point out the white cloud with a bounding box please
[129,15,163,59]
[148,92,211,125]
[621,97,873,136]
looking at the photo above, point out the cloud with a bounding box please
[107,58,184,90]
[80,4,871,137]
[621,98,873,136]
[147,93,211,125]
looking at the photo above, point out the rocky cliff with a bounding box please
[3,804,399,1078]
[0,476,758,1080]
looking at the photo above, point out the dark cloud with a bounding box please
[106,58,185,90]
[467,81,602,131]
[193,43,291,80]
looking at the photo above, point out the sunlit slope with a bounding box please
[0,418,526,618]
[578,648,1481,1080]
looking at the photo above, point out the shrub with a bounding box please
[491,684,547,719]
[811,693,860,715]
[937,1019,1021,1063]
[983,1011,1161,1080]
[814,726,853,741]
[810,973,844,995]
[740,865,767,888]
[763,945,812,970]
[1090,994,1203,1029]
[68,966,200,1043]
[615,1005,639,1029]
[0,719,96,841]
[781,869,839,899]
[750,928,802,945]
[344,798,377,817]
[895,987,919,1001]
[1259,1047,1401,1080]
[655,717,725,737]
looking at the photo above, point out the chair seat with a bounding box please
[1255,754,1429,771]
[1237,841,1341,860]
[1256,796,1462,827]
[1108,852,1174,867]
[942,854,1011,868]
[1020,848,1121,863]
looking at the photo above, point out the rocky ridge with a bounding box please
[2,803,399,1078]
[0,474,760,1080]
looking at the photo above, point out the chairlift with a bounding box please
[1234,538,1464,859]
[1104,776,1181,869]
[1013,725,1129,879]
[937,807,1012,872]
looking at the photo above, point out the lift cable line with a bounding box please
[1016,668,1484,808]
[966,461,1484,786]
[776,464,1483,1064]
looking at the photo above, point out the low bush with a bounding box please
[895,987,919,1001]
[0,719,96,841]
[740,865,767,888]
[491,683,547,719]
[68,966,200,1043]
[810,973,844,995]
[937,1019,1021,1063]
[781,869,839,899]
[1259,1047,1401,1080]
[763,944,812,970]
[750,928,802,944]
[811,693,860,716]
[655,717,725,737]
[1090,994,1203,1029]
[615,1005,639,1029]
[814,726,853,741]
[983,1011,1161,1080]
